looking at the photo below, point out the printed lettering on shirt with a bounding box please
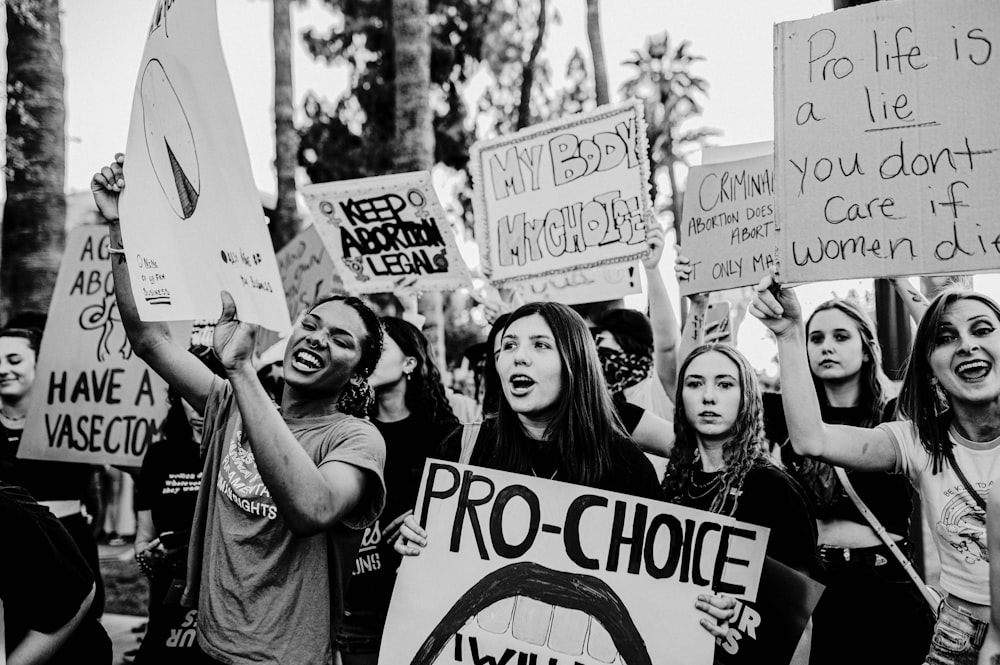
[352,520,383,576]
[217,427,277,520]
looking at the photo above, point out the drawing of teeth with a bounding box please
[411,562,651,665]
[141,58,200,219]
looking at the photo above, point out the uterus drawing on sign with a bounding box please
[141,58,201,220]
[79,293,134,362]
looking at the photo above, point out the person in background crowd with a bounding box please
[395,301,736,640]
[752,277,1000,665]
[0,325,106,620]
[94,154,387,665]
[1,481,112,664]
[337,317,460,665]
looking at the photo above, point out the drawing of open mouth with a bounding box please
[409,562,652,665]
[141,58,201,219]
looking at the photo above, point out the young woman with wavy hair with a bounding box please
[754,278,1000,665]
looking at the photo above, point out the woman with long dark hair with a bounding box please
[753,277,1000,665]
[337,317,459,665]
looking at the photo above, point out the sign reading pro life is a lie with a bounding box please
[19,226,172,467]
[775,0,1000,283]
[381,461,769,665]
[470,101,654,283]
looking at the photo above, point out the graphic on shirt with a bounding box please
[936,486,988,564]
[217,428,277,520]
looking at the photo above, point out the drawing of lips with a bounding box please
[410,561,653,665]
[141,58,200,219]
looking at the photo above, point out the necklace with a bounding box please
[686,471,722,500]
[530,466,558,480]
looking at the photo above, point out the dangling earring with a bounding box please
[930,377,949,416]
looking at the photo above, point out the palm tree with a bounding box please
[3,0,65,321]
[516,0,547,129]
[585,0,610,105]
[271,0,301,250]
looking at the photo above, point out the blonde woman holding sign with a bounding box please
[752,276,1000,665]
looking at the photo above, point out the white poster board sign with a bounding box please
[679,154,776,295]
[471,101,653,283]
[509,263,642,305]
[381,461,769,665]
[119,0,290,331]
[19,226,171,467]
[775,0,1000,283]
[302,172,471,295]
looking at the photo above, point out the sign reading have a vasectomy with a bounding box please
[471,101,654,284]
[381,461,769,665]
[679,153,776,296]
[303,172,471,294]
[774,0,1000,284]
[119,0,290,331]
[19,226,172,468]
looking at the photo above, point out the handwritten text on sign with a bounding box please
[19,226,171,467]
[680,154,775,295]
[471,101,653,283]
[380,461,769,665]
[775,0,1000,283]
[304,172,470,294]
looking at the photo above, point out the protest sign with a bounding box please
[775,0,1000,283]
[19,226,172,468]
[508,263,641,305]
[471,101,653,283]
[381,461,769,665]
[679,153,776,295]
[302,172,470,295]
[119,0,290,331]
[702,141,774,165]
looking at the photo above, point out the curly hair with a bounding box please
[662,344,771,516]
[373,317,459,433]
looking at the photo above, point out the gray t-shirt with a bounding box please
[182,378,386,665]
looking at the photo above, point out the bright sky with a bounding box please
[62,0,1000,368]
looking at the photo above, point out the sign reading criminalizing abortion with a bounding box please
[381,461,769,665]
[19,226,172,467]
[775,0,1000,283]
[303,172,470,294]
[119,0,290,331]
[471,101,654,283]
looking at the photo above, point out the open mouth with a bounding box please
[508,374,536,397]
[955,359,992,381]
[410,562,651,665]
[291,348,324,373]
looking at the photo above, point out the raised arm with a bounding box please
[643,223,681,401]
[92,154,216,413]
[674,251,710,370]
[749,275,898,472]
[214,292,370,535]
[890,277,930,325]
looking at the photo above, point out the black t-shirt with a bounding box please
[614,398,644,435]
[0,421,94,501]
[342,414,457,623]
[440,418,663,501]
[135,437,203,537]
[762,392,913,537]
[681,464,818,575]
[0,483,111,663]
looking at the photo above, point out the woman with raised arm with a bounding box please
[92,155,387,665]
[752,275,1000,665]
[337,317,459,665]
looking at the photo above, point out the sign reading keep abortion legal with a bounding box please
[471,101,654,284]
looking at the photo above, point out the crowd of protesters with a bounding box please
[2,153,1000,665]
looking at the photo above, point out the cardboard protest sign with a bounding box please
[679,153,776,295]
[19,226,172,467]
[775,0,1000,284]
[702,141,774,165]
[471,101,653,283]
[302,172,470,295]
[119,0,290,331]
[381,461,769,665]
[508,263,641,305]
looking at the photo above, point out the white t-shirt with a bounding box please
[623,376,673,421]
[878,420,998,605]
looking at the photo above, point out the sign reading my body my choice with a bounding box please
[775,0,1000,283]
[471,101,653,283]
[381,461,769,665]
[19,226,172,467]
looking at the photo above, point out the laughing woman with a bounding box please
[93,155,386,665]
[752,277,1000,665]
